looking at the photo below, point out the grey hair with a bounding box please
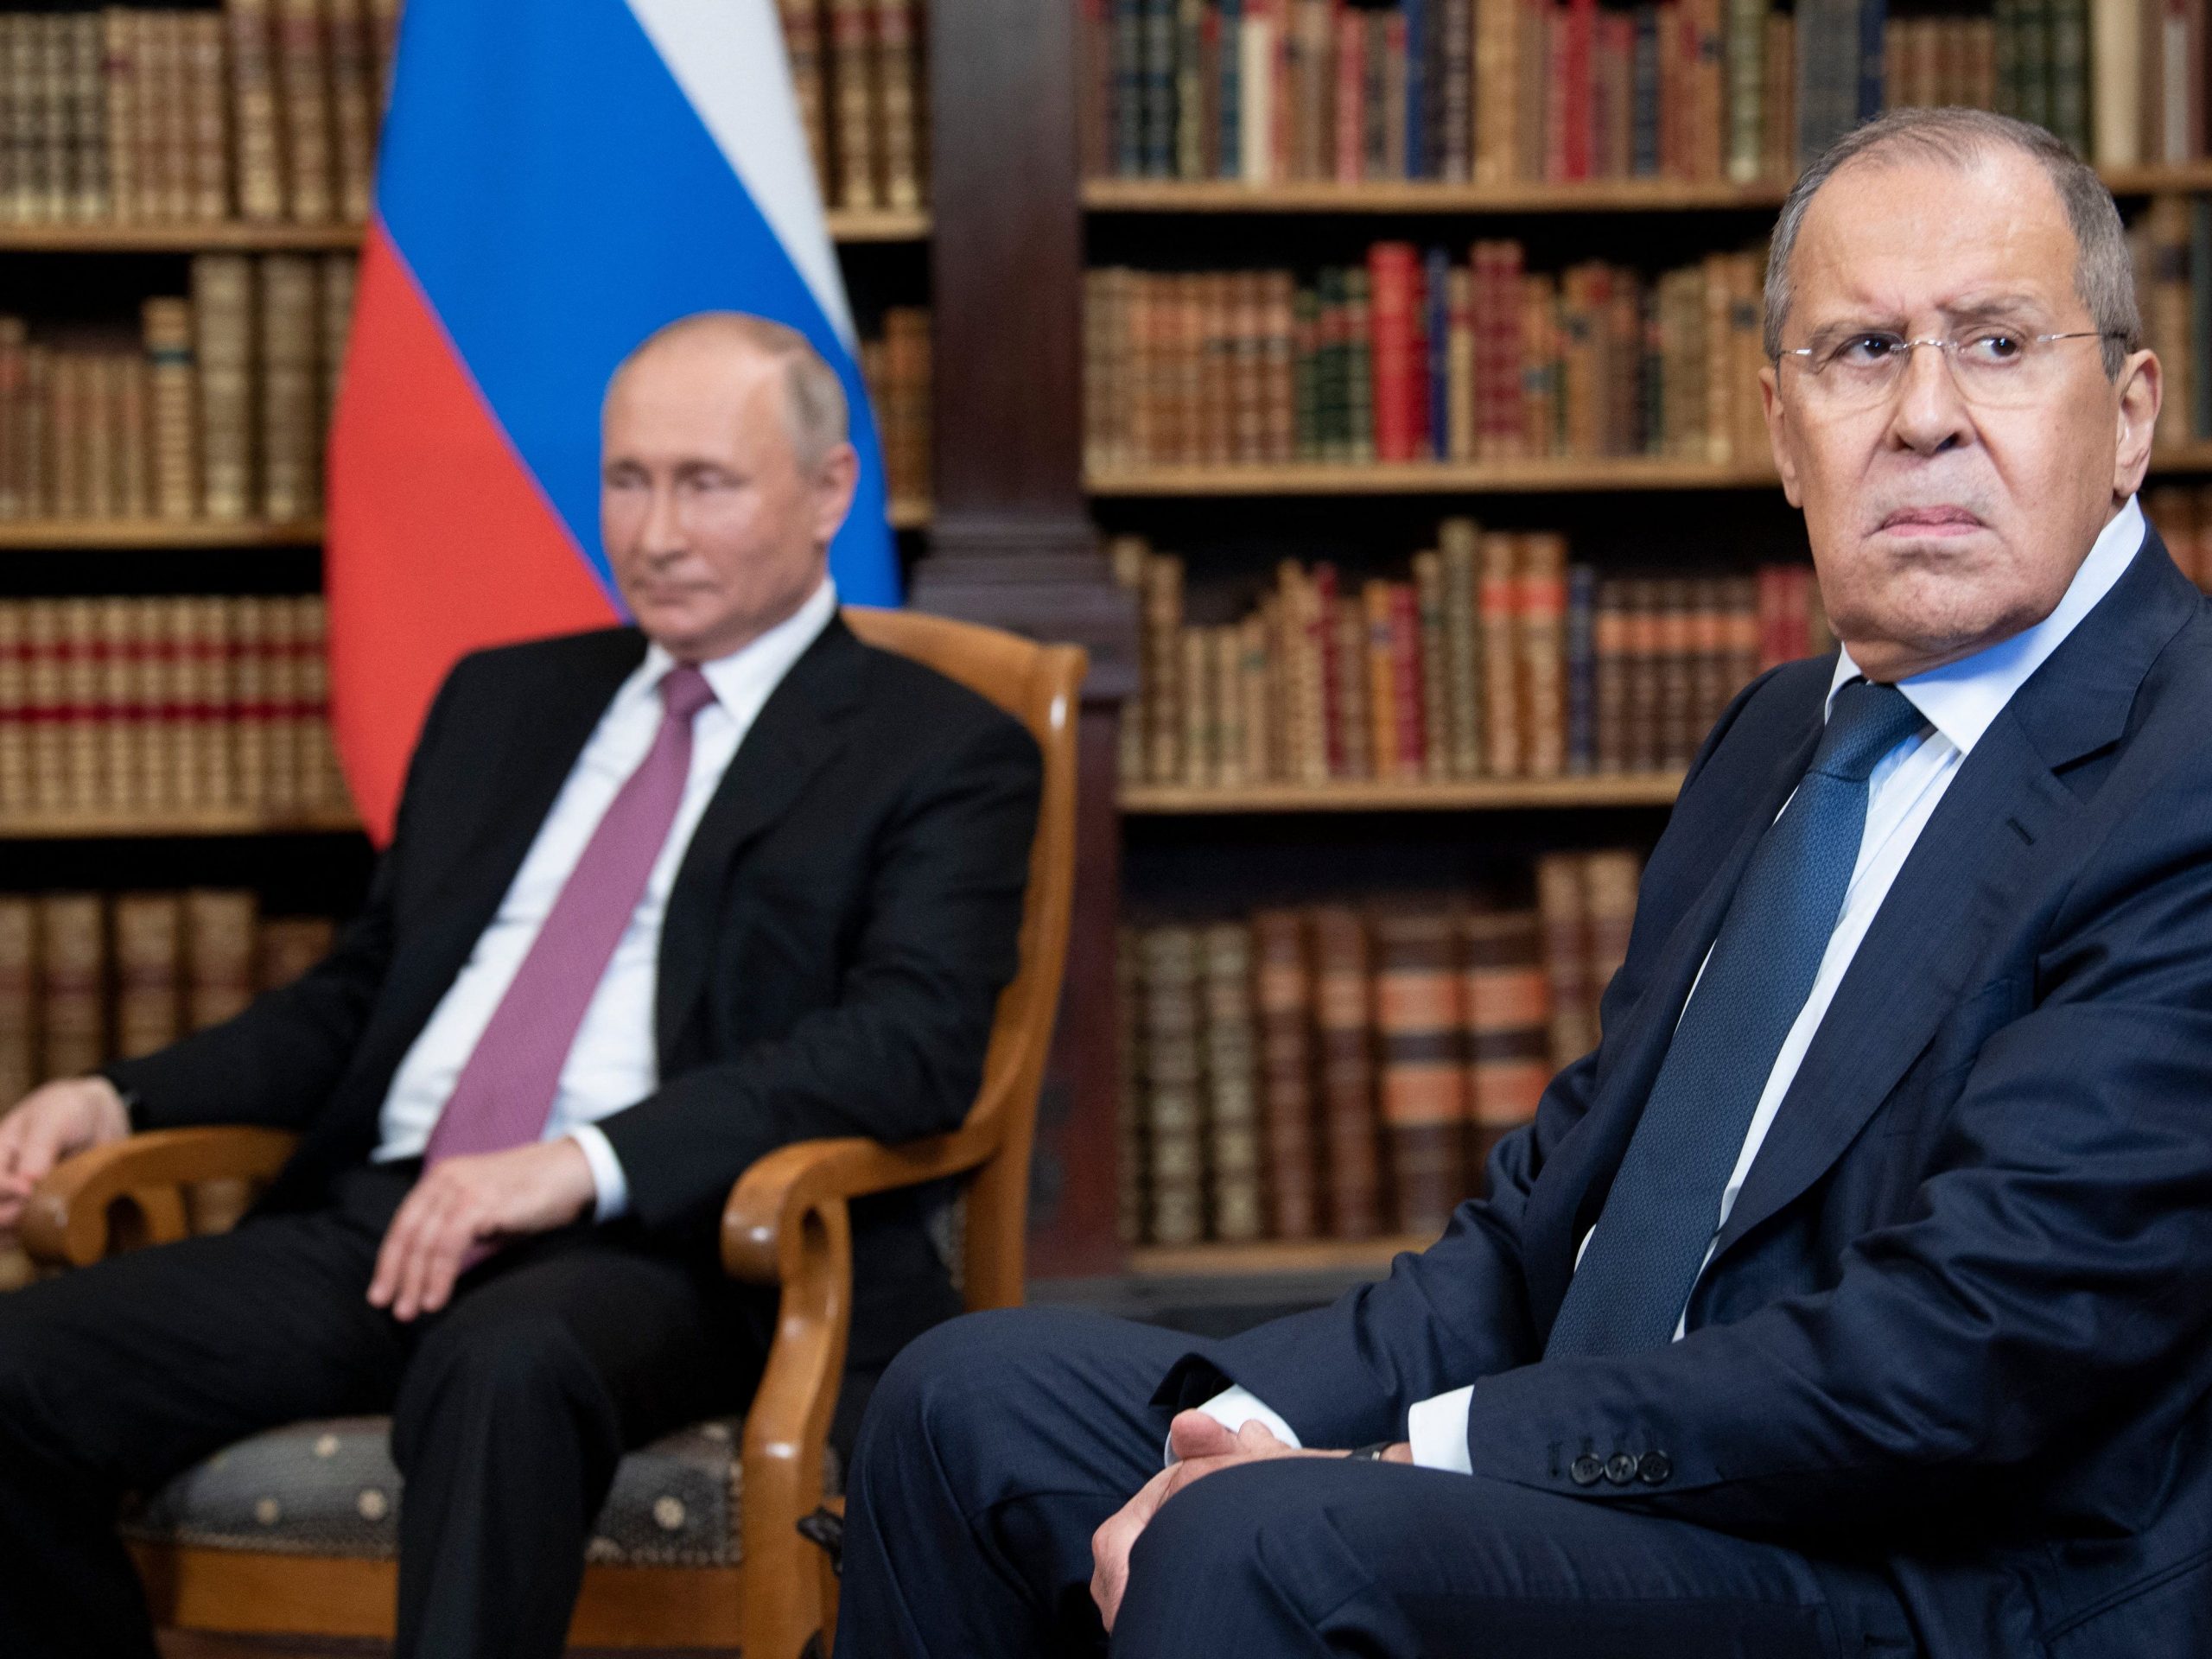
[1764,107,2139,378]
[610,311,850,467]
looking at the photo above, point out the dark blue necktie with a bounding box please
[1544,677,1926,1359]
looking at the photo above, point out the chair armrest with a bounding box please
[19,1127,300,1268]
[721,1121,995,1286]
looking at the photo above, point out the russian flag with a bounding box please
[327,0,899,843]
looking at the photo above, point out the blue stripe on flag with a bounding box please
[374,0,899,604]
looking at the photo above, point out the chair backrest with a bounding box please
[839,607,1085,1311]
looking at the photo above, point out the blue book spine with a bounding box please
[1218,0,1242,180]
[1631,7,1661,176]
[1114,0,1144,176]
[1404,0,1428,179]
[1426,246,1452,460]
[1567,564,1599,773]
[1854,0,1886,122]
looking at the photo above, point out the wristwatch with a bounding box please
[1347,1441,1395,1462]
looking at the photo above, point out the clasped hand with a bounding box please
[1089,1409,1413,1632]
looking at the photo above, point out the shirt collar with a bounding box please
[639,575,839,715]
[1827,493,2145,754]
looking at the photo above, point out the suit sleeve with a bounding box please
[102,658,472,1132]
[595,711,1043,1233]
[1452,756,2212,1540]
[1154,671,1789,1449]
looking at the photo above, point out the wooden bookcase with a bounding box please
[849,3,2212,1297]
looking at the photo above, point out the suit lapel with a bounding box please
[653,618,865,1054]
[1522,699,1825,1325]
[1703,526,2202,1272]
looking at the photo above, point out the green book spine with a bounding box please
[2047,0,2088,154]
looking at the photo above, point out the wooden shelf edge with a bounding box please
[886,497,932,530]
[0,221,365,252]
[825,208,932,242]
[1119,775,1684,813]
[1127,1235,1438,1277]
[1084,162,2212,214]
[3,212,930,250]
[1089,459,1782,494]
[0,811,362,841]
[0,520,325,550]
[1092,446,2212,497]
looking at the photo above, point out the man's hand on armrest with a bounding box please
[0,1077,131,1230]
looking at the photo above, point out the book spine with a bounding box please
[1367,242,1420,462]
[1252,909,1319,1237]
[1138,925,1205,1244]
[1363,580,1399,779]
[276,0,333,223]
[1460,908,1552,1169]
[1311,905,1381,1238]
[1478,530,1522,775]
[780,0,834,189]
[1387,581,1427,779]
[876,0,923,207]
[832,0,881,205]
[1373,909,1465,1237]
[37,893,106,1081]
[1201,921,1264,1240]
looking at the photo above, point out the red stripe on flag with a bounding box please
[327,223,619,843]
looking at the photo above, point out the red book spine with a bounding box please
[1313,563,1345,776]
[1565,0,1596,181]
[1367,241,1420,462]
[1334,3,1364,184]
[1387,582,1426,777]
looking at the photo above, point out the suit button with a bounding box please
[1637,1452,1673,1484]
[1605,1452,1639,1485]
[1569,1454,1605,1486]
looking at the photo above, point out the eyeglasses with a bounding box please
[1776,328,2126,410]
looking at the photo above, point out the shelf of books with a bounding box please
[1079,0,2212,1287]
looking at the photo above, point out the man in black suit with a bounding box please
[835,111,2212,1659]
[0,313,1040,1659]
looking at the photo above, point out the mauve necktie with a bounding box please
[1543,677,1926,1358]
[423,664,717,1169]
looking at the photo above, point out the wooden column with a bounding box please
[918,0,1135,1278]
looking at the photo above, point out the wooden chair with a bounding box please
[19,607,1086,1659]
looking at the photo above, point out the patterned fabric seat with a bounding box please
[123,1417,841,1568]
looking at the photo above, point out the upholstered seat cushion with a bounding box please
[122,1417,841,1568]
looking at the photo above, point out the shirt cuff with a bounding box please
[1406,1386,1475,1474]
[1166,1385,1305,1466]
[566,1125,630,1223]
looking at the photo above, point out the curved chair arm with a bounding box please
[720,1121,998,1288]
[720,1116,1001,1658]
[19,1127,300,1268]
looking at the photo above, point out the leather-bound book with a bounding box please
[1201,920,1265,1241]
[1461,905,1552,1170]
[1252,908,1320,1238]
[1373,906,1466,1238]
[1310,904,1382,1238]
[37,892,106,1082]
[112,891,183,1059]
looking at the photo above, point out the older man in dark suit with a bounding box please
[0,313,1040,1659]
[834,109,2212,1659]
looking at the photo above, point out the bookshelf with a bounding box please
[0,214,932,254]
[0,520,326,550]
[1127,1234,1433,1278]
[1084,162,2212,214]
[1120,774,1685,814]
[0,808,361,841]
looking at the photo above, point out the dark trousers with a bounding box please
[0,1163,772,1659]
[833,1306,1923,1659]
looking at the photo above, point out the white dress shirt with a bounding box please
[372,577,840,1221]
[1196,497,2148,1472]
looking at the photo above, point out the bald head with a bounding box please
[607,312,850,471]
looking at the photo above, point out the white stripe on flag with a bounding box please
[624,0,856,346]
